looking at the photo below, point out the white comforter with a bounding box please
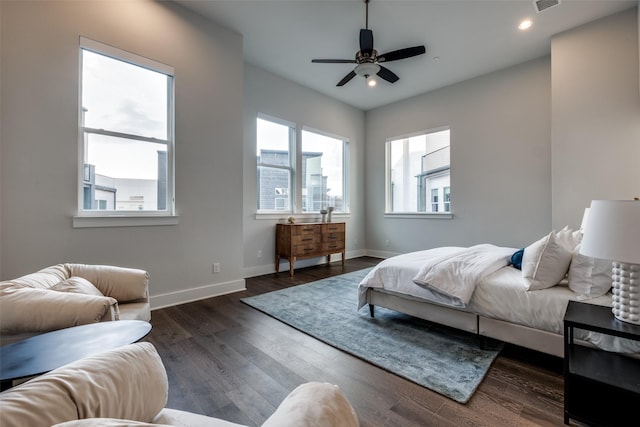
[358,244,516,310]
[412,244,515,307]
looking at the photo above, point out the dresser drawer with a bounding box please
[293,224,321,236]
[292,234,321,245]
[322,223,345,233]
[322,241,345,252]
[293,243,322,256]
[322,232,344,243]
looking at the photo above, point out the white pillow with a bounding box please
[521,231,574,290]
[568,243,612,299]
[556,225,582,251]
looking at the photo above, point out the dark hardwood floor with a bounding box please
[146,257,571,426]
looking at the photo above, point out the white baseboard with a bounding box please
[364,249,399,259]
[150,278,246,310]
[243,249,367,278]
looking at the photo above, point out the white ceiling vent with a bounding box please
[534,0,560,13]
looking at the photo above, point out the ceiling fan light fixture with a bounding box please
[354,62,380,78]
[367,77,377,87]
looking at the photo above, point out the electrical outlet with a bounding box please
[212,262,221,273]
[257,250,262,258]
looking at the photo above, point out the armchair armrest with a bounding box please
[65,264,149,303]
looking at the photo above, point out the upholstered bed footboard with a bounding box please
[366,288,565,357]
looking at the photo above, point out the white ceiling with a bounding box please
[174,0,638,111]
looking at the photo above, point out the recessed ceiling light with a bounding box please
[518,19,533,30]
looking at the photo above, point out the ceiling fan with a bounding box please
[311,0,426,87]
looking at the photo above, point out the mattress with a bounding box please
[359,250,640,354]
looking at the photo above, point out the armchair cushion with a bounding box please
[0,343,168,427]
[51,277,105,296]
[65,264,149,302]
[0,286,117,334]
[262,382,359,427]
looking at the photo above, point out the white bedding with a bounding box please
[412,244,515,307]
[358,249,640,354]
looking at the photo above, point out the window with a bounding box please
[257,117,294,212]
[301,129,345,213]
[78,37,174,216]
[256,116,348,214]
[386,128,450,214]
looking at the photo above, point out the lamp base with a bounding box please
[611,262,639,325]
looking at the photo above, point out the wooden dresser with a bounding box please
[275,222,345,276]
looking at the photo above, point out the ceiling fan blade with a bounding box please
[337,70,357,87]
[378,45,426,62]
[377,66,399,84]
[312,59,357,64]
[359,29,374,56]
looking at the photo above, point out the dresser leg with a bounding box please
[275,255,280,273]
[289,257,295,277]
[341,250,345,266]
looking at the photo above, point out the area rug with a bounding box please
[241,268,503,403]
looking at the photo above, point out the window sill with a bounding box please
[73,215,179,228]
[255,212,351,222]
[384,212,453,219]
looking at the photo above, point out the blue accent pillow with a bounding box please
[511,248,524,270]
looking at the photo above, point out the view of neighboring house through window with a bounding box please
[79,37,174,215]
[386,128,450,214]
[256,117,294,211]
[301,129,345,213]
[257,116,348,214]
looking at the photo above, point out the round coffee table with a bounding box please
[0,320,151,390]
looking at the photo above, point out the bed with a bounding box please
[358,228,639,357]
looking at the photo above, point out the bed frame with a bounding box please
[366,288,565,357]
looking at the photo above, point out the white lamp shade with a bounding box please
[579,200,640,264]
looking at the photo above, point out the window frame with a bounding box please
[384,126,452,219]
[74,37,177,228]
[255,116,350,219]
[256,114,296,214]
[300,126,349,215]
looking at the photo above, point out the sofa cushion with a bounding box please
[51,277,105,296]
[261,382,359,427]
[0,286,117,334]
[65,264,149,302]
[0,342,168,427]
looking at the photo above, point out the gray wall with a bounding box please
[364,7,639,257]
[551,8,640,228]
[0,0,245,307]
[1,2,638,304]
[365,57,552,256]
[242,65,366,277]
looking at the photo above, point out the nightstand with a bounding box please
[563,300,640,426]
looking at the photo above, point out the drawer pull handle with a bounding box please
[328,245,337,249]
[304,248,313,252]
[302,238,313,242]
[303,227,313,231]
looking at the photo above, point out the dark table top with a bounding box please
[0,320,152,383]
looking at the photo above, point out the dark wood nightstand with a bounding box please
[563,300,640,426]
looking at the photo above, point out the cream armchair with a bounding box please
[0,263,150,346]
[0,342,360,427]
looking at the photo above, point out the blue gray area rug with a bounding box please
[241,268,503,403]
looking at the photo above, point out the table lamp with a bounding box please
[579,200,640,324]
